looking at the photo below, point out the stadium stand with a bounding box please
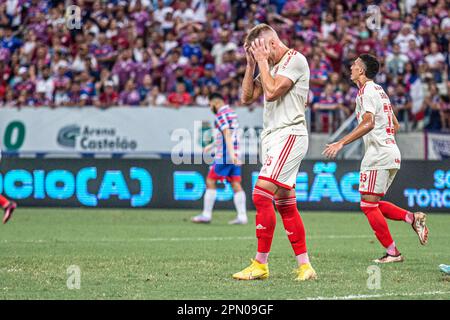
[0,0,448,132]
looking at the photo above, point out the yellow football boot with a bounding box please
[232,259,269,280]
[294,263,317,281]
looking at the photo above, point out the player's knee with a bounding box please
[360,200,379,215]
[231,182,243,193]
[252,193,270,208]
[206,178,216,189]
[252,187,274,208]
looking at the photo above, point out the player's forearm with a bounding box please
[223,130,236,160]
[241,65,256,104]
[204,142,214,153]
[339,120,374,146]
[393,113,400,134]
[258,60,277,100]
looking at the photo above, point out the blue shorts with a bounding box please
[207,164,241,182]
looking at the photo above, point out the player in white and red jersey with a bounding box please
[323,54,429,264]
[232,24,316,281]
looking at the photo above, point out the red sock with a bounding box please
[0,195,9,208]
[275,196,307,255]
[360,200,394,248]
[253,186,276,254]
[379,201,412,223]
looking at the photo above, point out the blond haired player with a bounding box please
[233,24,316,281]
[323,54,429,263]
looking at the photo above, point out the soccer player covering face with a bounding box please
[191,93,248,225]
[233,24,316,281]
[323,54,429,263]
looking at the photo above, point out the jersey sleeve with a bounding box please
[276,53,308,84]
[360,93,377,115]
[216,113,230,131]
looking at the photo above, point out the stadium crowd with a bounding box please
[0,0,449,132]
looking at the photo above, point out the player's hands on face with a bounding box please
[244,42,256,67]
[322,141,344,159]
[250,38,270,62]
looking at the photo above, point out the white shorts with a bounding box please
[359,169,398,196]
[259,130,308,190]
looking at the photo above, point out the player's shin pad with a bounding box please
[276,197,307,255]
[253,186,276,253]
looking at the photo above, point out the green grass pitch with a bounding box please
[0,209,449,300]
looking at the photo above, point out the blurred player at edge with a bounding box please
[233,24,316,281]
[191,92,248,225]
[0,151,17,224]
[323,54,429,263]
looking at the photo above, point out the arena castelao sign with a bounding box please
[57,125,138,152]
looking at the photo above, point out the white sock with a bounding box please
[296,252,310,266]
[233,191,247,220]
[202,189,217,219]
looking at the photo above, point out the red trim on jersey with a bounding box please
[258,176,293,190]
[270,135,294,180]
[360,83,367,95]
[357,82,368,97]
[272,135,296,180]
[360,191,385,197]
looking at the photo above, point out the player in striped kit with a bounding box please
[233,24,316,281]
[0,152,17,224]
[323,54,429,263]
[191,93,248,225]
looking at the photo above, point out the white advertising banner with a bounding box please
[426,131,450,160]
[0,107,263,155]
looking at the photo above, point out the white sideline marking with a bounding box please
[307,290,450,300]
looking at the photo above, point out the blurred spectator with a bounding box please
[112,49,135,90]
[403,62,425,129]
[119,79,141,106]
[211,30,238,66]
[312,83,345,133]
[324,34,343,73]
[195,85,210,106]
[309,54,328,103]
[145,85,167,106]
[441,96,450,131]
[184,55,205,84]
[98,81,119,109]
[394,24,420,54]
[182,33,202,60]
[36,66,55,101]
[425,42,445,83]
[168,82,192,107]
[139,75,153,103]
[391,83,412,131]
[386,43,409,80]
[197,63,220,89]
[423,83,444,131]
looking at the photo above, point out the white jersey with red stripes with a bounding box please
[256,48,310,190]
[355,80,401,171]
[260,49,310,138]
